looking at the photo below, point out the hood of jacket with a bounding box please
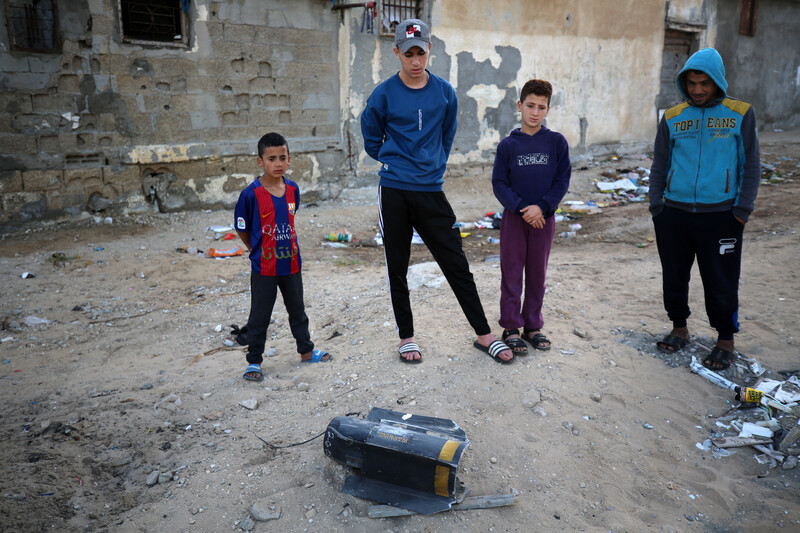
[676,47,728,103]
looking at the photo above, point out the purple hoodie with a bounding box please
[492,127,571,218]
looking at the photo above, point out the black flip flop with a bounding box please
[522,329,551,351]
[702,346,736,370]
[398,342,422,364]
[657,334,688,354]
[473,340,514,364]
[502,329,529,356]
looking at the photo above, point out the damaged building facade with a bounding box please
[1,0,798,224]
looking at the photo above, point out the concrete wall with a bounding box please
[345,0,668,183]
[0,0,344,224]
[714,0,800,130]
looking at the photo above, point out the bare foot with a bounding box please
[476,333,513,362]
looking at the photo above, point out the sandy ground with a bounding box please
[1,131,799,533]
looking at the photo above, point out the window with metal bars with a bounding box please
[119,0,188,46]
[5,0,60,53]
[380,0,422,37]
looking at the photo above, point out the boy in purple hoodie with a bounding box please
[492,79,571,354]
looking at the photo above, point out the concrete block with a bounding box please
[235,155,258,174]
[57,133,79,153]
[284,45,325,63]
[0,93,33,114]
[114,74,150,95]
[212,41,244,60]
[75,133,98,151]
[170,95,196,114]
[312,124,337,138]
[22,169,64,191]
[0,53,31,72]
[143,94,173,112]
[206,156,237,177]
[218,78,251,95]
[38,135,61,152]
[154,112,193,139]
[73,114,100,132]
[215,94,237,113]
[90,13,114,35]
[248,77,275,93]
[172,159,208,181]
[128,113,155,136]
[57,74,81,93]
[0,170,23,193]
[98,133,119,148]
[152,58,199,79]
[10,113,58,135]
[221,111,239,127]
[0,134,37,154]
[186,76,220,94]
[299,109,329,124]
[45,190,85,212]
[65,167,103,187]
[274,77,328,94]
[285,61,333,79]
[189,111,220,130]
[97,113,118,131]
[223,24,255,43]
[204,21,225,42]
[31,94,76,114]
[28,56,60,74]
[249,110,279,127]
[103,164,141,188]
[1,191,47,221]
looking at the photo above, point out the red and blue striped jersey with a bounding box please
[234,177,301,276]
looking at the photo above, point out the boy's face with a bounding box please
[257,145,290,180]
[394,44,431,81]
[517,94,550,133]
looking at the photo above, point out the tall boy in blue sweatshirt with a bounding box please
[649,48,760,370]
[492,79,571,354]
[360,19,513,364]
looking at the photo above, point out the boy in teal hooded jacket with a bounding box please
[649,47,760,370]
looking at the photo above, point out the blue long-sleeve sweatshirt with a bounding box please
[649,47,760,221]
[360,70,457,191]
[492,127,571,219]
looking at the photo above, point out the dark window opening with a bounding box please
[6,0,60,52]
[119,0,188,46]
[739,0,758,37]
[380,0,422,37]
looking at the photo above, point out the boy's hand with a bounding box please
[520,205,545,229]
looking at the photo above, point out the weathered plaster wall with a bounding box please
[714,0,800,130]
[347,0,667,182]
[0,0,344,224]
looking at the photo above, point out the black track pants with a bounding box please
[653,207,744,339]
[246,271,313,364]
[378,185,491,339]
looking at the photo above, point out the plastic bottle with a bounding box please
[184,245,200,255]
[487,237,500,244]
[326,232,353,242]
[569,223,582,232]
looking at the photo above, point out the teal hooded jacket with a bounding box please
[649,48,760,221]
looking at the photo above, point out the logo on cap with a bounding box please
[406,24,421,38]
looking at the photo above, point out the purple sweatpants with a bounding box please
[499,212,555,331]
